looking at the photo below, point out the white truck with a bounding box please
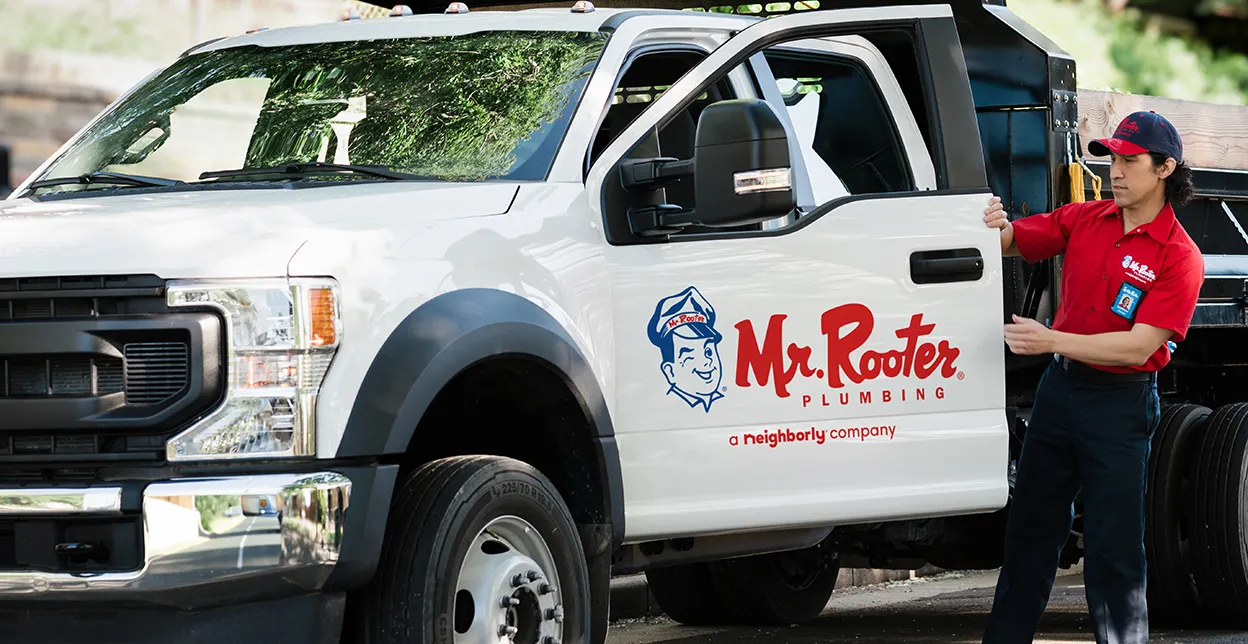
[0,0,1245,642]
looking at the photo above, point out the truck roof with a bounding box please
[189,6,757,55]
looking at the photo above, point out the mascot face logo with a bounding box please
[647,286,724,412]
[1122,255,1133,269]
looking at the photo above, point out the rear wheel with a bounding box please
[1144,403,1210,627]
[646,544,840,627]
[645,562,730,625]
[1190,403,1248,628]
[350,455,591,644]
[706,545,841,625]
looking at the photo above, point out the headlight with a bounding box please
[164,278,341,461]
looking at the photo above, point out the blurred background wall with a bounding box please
[0,0,1244,188]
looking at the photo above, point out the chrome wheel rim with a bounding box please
[454,515,564,644]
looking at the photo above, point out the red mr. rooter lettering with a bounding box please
[734,314,817,397]
[823,304,959,386]
[734,304,960,397]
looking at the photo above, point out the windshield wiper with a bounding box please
[199,162,418,181]
[26,171,184,190]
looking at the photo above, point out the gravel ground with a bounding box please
[607,566,1246,644]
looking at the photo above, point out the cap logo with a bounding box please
[1116,119,1139,137]
[667,313,707,330]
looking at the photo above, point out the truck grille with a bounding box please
[0,345,189,403]
[1,356,124,397]
[0,274,223,465]
[0,468,100,484]
[124,342,190,405]
[0,275,168,320]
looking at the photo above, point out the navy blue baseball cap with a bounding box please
[1088,110,1183,163]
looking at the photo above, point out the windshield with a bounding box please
[26,30,607,195]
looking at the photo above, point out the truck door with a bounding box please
[589,6,1009,543]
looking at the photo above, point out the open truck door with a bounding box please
[588,4,1009,541]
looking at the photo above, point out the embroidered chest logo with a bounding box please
[1121,254,1157,284]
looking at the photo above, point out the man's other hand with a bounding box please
[1005,314,1054,355]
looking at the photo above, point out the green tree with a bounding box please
[1012,0,1248,104]
[193,495,234,532]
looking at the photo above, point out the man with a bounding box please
[981,111,1204,644]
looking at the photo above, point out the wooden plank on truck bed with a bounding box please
[1077,89,1248,171]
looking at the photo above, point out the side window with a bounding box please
[589,48,734,212]
[764,48,914,195]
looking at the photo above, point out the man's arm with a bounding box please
[984,197,1075,260]
[1003,315,1173,367]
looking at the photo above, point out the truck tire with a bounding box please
[1190,403,1248,628]
[352,455,591,644]
[706,545,840,625]
[1145,403,1210,626]
[645,562,730,625]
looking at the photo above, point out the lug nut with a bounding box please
[511,574,526,587]
[543,637,562,644]
[526,570,544,581]
[500,596,520,608]
[540,583,557,595]
[546,605,564,622]
[499,625,518,637]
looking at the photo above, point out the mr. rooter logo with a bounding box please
[734,303,963,408]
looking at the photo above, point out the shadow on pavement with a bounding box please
[610,577,1247,644]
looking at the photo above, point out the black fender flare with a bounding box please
[336,287,625,546]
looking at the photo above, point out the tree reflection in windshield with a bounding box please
[31,30,608,190]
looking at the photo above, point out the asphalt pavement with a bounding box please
[607,566,1246,644]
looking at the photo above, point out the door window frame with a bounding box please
[546,13,752,184]
[583,43,726,177]
[583,7,989,247]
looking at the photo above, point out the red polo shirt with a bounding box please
[1011,199,1204,373]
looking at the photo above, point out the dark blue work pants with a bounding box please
[983,356,1160,644]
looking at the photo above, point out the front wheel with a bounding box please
[350,455,591,644]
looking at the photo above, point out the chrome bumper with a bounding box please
[0,472,351,607]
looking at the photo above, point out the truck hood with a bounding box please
[0,182,519,279]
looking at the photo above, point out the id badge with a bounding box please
[1112,282,1145,321]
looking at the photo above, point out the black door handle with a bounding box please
[910,248,984,284]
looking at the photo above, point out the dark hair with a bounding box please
[1149,152,1194,207]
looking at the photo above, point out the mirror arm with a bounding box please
[627,204,698,238]
[620,157,695,191]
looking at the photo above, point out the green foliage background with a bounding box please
[193,495,233,532]
[0,0,1242,106]
[1011,0,1248,104]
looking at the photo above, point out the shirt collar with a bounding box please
[1140,202,1177,244]
[1098,200,1176,244]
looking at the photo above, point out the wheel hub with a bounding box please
[771,547,830,592]
[454,515,563,644]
